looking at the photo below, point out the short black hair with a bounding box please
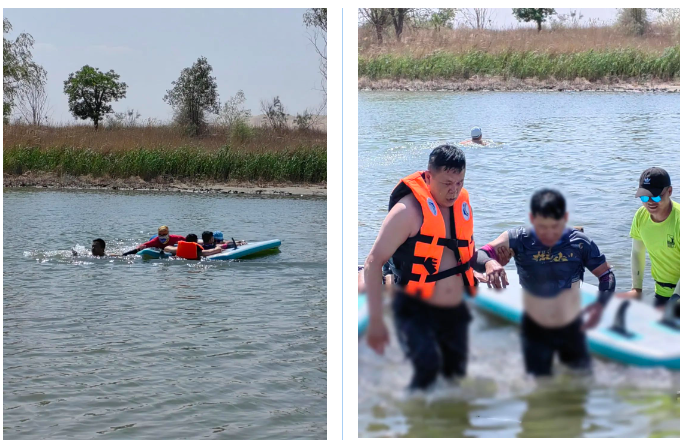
[92,238,106,248]
[530,189,566,220]
[202,231,213,242]
[185,234,198,243]
[428,144,466,173]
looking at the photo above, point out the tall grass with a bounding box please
[3,145,326,183]
[359,46,680,81]
[359,25,678,57]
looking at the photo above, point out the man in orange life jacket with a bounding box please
[364,144,507,390]
[165,234,223,259]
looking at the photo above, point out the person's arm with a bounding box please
[470,231,512,288]
[363,199,416,355]
[630,238,646,299]
[201,247,223,256]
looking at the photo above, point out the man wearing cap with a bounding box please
[619,167,680,308]
[121,225,186,256]
[460,127,484,146]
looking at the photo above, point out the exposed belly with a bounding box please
[423,248,465,307]
[523,281,582,328]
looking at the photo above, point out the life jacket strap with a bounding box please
[406,261,471,283]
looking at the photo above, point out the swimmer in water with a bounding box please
[71,238,120,257]
[460,127,485,146]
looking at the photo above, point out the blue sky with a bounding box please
[5,8,325,123]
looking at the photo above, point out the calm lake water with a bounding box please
[358,91,680,438]
[3,189,326,439]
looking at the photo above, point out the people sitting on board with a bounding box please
[474,189,615,377]
[459,127,485,146]
[363,145,511,390]
[122,225,185,256]
[162,234,223,260]
[72,238,120,257]
[616,167,680,310]
[212,231,247,249]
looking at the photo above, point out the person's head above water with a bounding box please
[157,225,171,245]
[213,231,224,243]
[529,188,568,247]
[202,231,214,244]
[471,126,482,140]
[92,238,106,256]
[185,233,198,243]
[424,144,466,208]
[636,167,673,216]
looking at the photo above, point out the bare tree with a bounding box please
[303,8,327,99]
[459,8,495,30]
[260,96,287,131]
[389,9,411,42]
[359,8,391,44]
[15,65,49,125]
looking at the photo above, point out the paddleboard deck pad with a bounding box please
[137,239,281,261]
[469,271,679,369]
[359,294,369,336]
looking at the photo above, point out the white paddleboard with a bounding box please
[470,271,679,369]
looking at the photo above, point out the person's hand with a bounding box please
[474,271,488,284]
[485,259,509,289]
[367,318,390,355]
[581,302,605,331]
[495,246,514,265]
[616,288,641,300]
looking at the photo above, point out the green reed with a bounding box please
[359,46,680,82]
[3,145,327,183]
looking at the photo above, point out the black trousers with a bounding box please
[392,291,472,390]
[521,313,592,376]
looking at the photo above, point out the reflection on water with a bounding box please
[358,91,680,437]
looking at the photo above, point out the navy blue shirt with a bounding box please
[508,226,606,298]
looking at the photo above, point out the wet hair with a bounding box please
[531,189,566,220]
[185,234,198,243]
[201,231,213,242]
[428,144,466,173]
[92,238,106,249]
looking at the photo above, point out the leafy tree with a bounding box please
[430,8,457,31]
[163,56,220,136]
[512,8,556,32]
[217,90,251,129]
[63,65,127,130]
[3,18,43,123]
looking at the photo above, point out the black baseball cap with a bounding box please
[636,167,671,198]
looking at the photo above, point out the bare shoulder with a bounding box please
[386,193,422,236]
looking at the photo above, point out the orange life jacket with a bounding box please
[176,241,203,260]
[389,171,476,299]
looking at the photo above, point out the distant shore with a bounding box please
[3,171,327,198]
[359,76,680,93]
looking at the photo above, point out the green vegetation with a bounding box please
[3,145,326,183]
[63,65,127,130]
[359,46,680,82]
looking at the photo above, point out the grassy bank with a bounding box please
[359,25,679,83]
[359,46,679,82]
[3,124,326,184]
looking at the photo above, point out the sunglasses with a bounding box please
[639,189,666,203]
